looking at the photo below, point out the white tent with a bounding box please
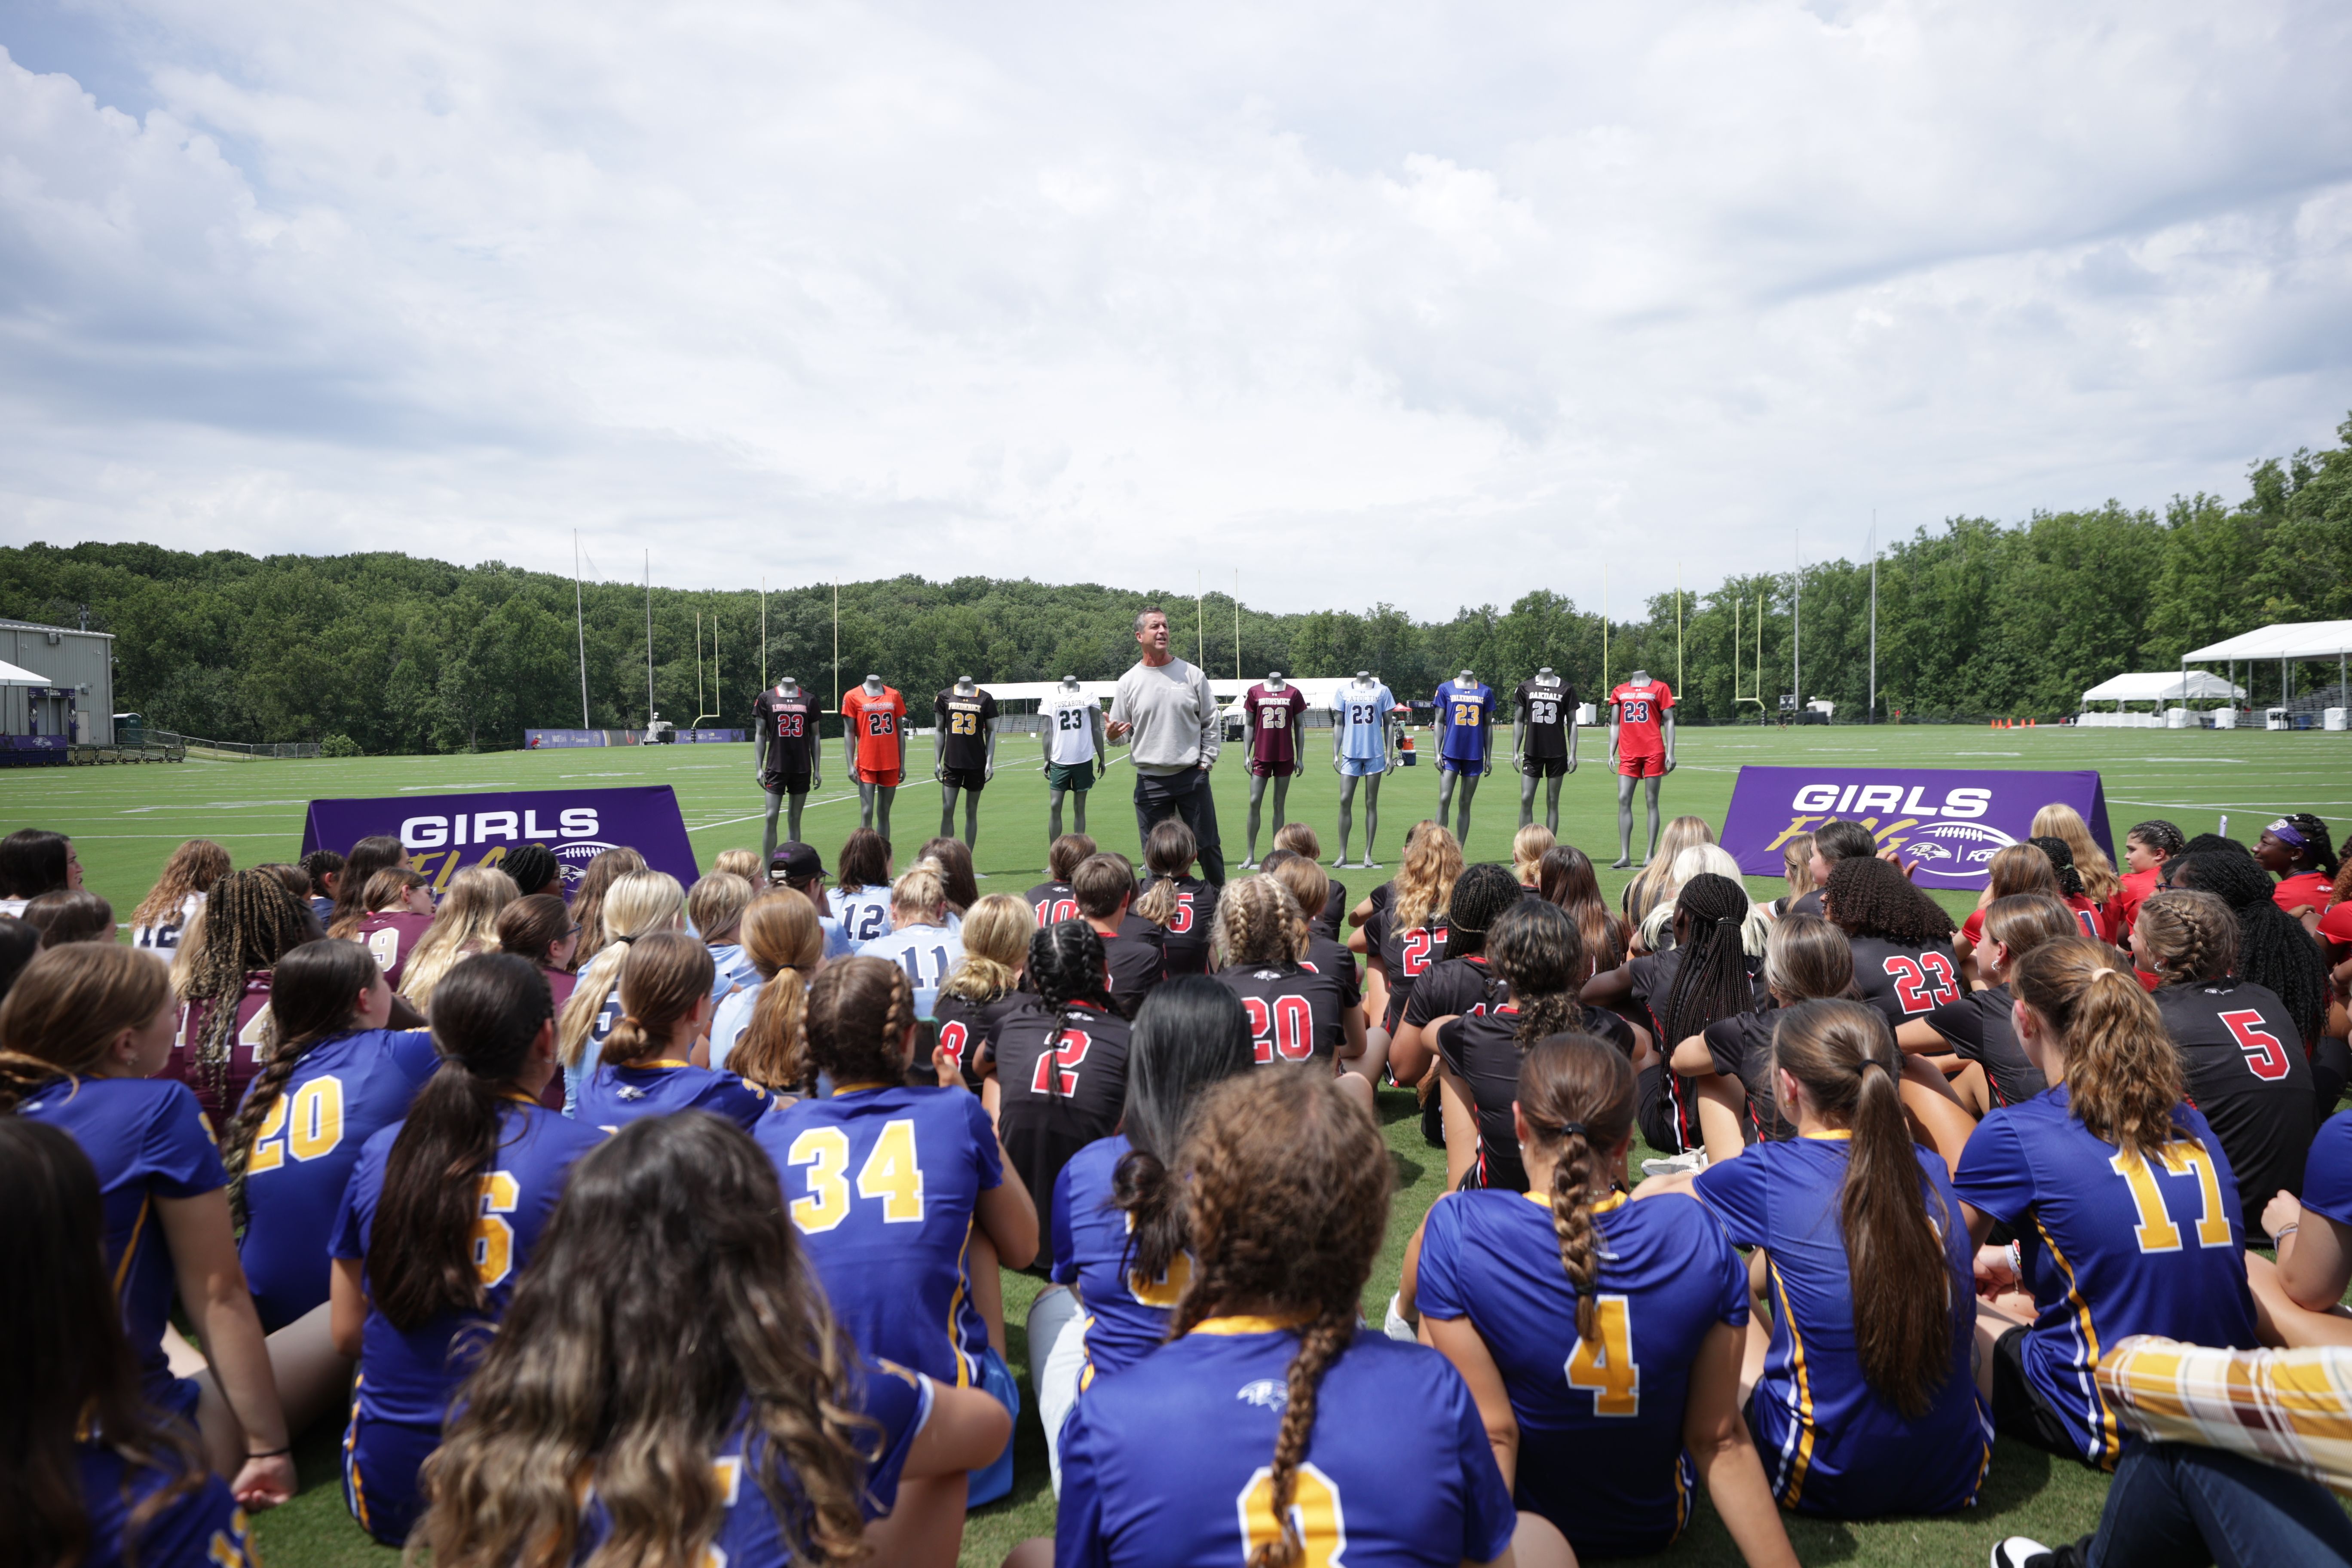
[2180,620,2352,713]
[2080,671,2243,707]
[0,658,50,686]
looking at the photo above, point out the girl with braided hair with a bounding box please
[1953,937,2258,1469]
[1404,1034,1797,1565]
[1046,1070,1534,1568]
[2172,849,2329,1050]
[329,953,610,1544]
[422,1115,1011,1568]
[2110,818,2186,939]
[130,837,230,952]
[1821,855,1960,1030]
[1676,912,1858,1160]
[2256,813,2340,924]
[575,931,768,1133]
[757,956,1036,1524]
[1433,900,1642,1192]
[2027,836,2106,940]
[1687,999,1987,1517]
[2031,802,2120,907]
[1028,977,1256,1491]
[2131,889,2314,1219]
[350,867,435,990]
[994,919,1129,1265]
[1260,850,1365,1031]
[325,834,404,938]
[1391,862,1525,1086]
[1211,876,1370,1108]
[168,867,326,1124]
[3,945,295,1505]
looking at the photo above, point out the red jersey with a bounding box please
[840,685,907,773]
[2274,871,2334,919]
[1609,681,1673,754]
[2108,867,2160,938]
[1243,683,1309,769]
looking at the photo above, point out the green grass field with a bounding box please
[12,721,2349,1567]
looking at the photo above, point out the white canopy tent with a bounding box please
[2180,621,2352,714]
[2080,671,2244,708]
[0,658,51,686]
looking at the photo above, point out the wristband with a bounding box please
[245,1446,292,1459]
[2006,1242,2023,1280]
[2272,1223,2300,1241]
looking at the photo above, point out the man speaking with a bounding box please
[1106,606,1226,885]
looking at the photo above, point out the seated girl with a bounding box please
[1671,911,1849,1163]
[575,931,767,1133]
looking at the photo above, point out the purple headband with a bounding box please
[2266,818,2306,848]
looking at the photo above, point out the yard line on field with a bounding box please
[74,832,295,840]
[397,782,517,791]
[2110,798,2352,810]
[687,794,861,833]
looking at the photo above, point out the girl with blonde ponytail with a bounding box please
[1952,936,2260,1469]
[1402,1033,1796,1565]
[1686,999,1987,1518]
[554,870,685,1112]
[393,864,517,1009]
[931,893,1035,1104]
[711,886,826,1087]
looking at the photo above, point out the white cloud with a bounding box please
[1,0,2349,617]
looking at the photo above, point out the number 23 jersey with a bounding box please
[840,685,907,773]
[757,1084,1004,1387]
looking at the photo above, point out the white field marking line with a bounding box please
[2110,799,2352,810]
[398,782,517,792]
[688,794,862,833]
[74,832,295,840]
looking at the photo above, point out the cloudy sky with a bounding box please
[3,0,2349,617]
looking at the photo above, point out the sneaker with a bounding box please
[1640,1149,1709,1179]
[1421,1094,1446,1148]
[1382,1292,1417,1343]
[1990,1540,2057,1568]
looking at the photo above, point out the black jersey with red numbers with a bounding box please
[2153,978,2315,1215]
[1625,947,1769,1047]
[1922,984,2047,1109]
[934,688,999,773]
[752,689,821,777]
[1700,1005,1797,1144]
[1026,881,1081,928]
[994,1001,1132,1262]
[1439,1004,1637,1191]
[931,991,1041,1090]
[1314,879,1349,941]
[1214,962,1350,1067]
[1512,679,1574,762]
[1139,875,1218,976]
[1369,907,1452,1032]
[1844,935,1963,1029]
[1102,916,1167,1020]
[1299,933,1362,1013]
[1402,953,1509,1032]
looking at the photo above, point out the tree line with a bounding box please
[2,414,2345,754]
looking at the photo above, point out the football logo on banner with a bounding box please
[1718,767,2110,891]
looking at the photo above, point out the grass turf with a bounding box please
[15,720,2349,1565]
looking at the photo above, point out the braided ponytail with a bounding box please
[1485,900,1583,1047]
[802,958,915,1089]
[223,939,380,1222]
[1656,873,1756,1047]
[177,869,315,1109]
[2288,814,2340,882]
[2133,890,2237,987]
[1517,1034,1637,1341]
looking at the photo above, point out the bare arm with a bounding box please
[1581,964,1634,1008]
[1893,1017,1947,1053]
[1669,1032,1715,1076]
[1438,1060,1482,1193]
[2268,1195,2352,1313]
[1683,1320,1800,1567]
[1392,1013,1456,1088]
[978,1148,1041,1271]
[159,1190,294,1507]
[331,1256,368,1359]
[1425,1315,1521,1491]
[903,1378,1015,1478]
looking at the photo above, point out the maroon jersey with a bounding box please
[168,970,274,1127]
[753,688,821,778]
[1243,683,1310,770]
[355,910,435,991]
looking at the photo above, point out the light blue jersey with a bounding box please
[1332,683,1399,764]
[861,923,964,1019]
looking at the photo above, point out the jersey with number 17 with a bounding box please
[1608,682,1673,755]
[758,1085,1004,1387]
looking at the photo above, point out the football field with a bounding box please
[10,722,2349,1567]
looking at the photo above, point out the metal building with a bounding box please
[0,620,115,744]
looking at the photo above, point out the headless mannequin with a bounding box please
[1433,668,1487,848]
[856,673,903,843]
[1512,666,1575,833]
[756,677,822,861]
[1242,671,1305,867]
[1333,671,1399,870]
[1608,668,1675,867]
[934,674,998,848]
[1045,675,1106,842]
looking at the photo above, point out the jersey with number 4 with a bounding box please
[1214,962,1349,1067]
[1433,680,1495,764]
[1846,934,1962,1028]
[841,685,907,773]
[1608,682,1672,756]
[237,1028,441,1331]
[1415,1189,1748,1557]
[1513,680,1573,761]
[995,1001,1132,1265]
[758,1085,1003,1387]
[2151,978,2313,1223]
[1057,1324,1518,1568]
[1049,694,1102,765]
[165,968,275,1127]
[1332,683,1400,763]
[332,1100,605,1429]
[1952,1089,2258,1467]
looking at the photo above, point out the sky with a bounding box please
[2,0,2349,619]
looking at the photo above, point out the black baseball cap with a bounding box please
[769,842,825,882]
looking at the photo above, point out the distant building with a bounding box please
[0,620,116,743]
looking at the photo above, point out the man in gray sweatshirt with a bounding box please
[1106,606,1226,885]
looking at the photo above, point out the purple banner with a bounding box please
[299,785,699,896]
[1720,767,2111,891]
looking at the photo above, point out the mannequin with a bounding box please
[752,676,823,861]
[1043,675,1106,841]
[840,673,908,845]
[932,675,1000,849]
[1510,666,1577,833]
[1240,671,1308,866]
[1432,668,1494,848]
[1606,668,1676,867]
[1330,671,1401,870]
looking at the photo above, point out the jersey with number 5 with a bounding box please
[238,1028,441,1331]
[995,1002,1132,1265]
[1846,935,1963,1028]
[1056,1323,1517,1568]
[332,1100,606,1429]
[2151,978,2313,1230]
[1953,1089,2257,1467]
[1415,1188,1748,1557]
[757,1085,1003,1386]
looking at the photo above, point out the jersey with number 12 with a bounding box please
[1332,683,1399,763]
[1609,681,1672,755]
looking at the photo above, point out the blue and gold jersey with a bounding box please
[1952,1088,2258,1467]
[576,1059,770,1133]
[1050,1134,1184,1379]
[1415,1188,1747,1557]
[238,1028,441,1331]
[1693,1133,1989,1515]
[1058,1321,1516,1568]
[19,1076,227,1402]
[2303,1109,2352,1226]
[331,1098,606,1428]
[574,1360,931,1565]
[77,1442,253,1568]
[757,1084,1003,1387]
[1433,680,1495,764]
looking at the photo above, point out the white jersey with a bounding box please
[833,885,895,949]
[1048,693,1100,766]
